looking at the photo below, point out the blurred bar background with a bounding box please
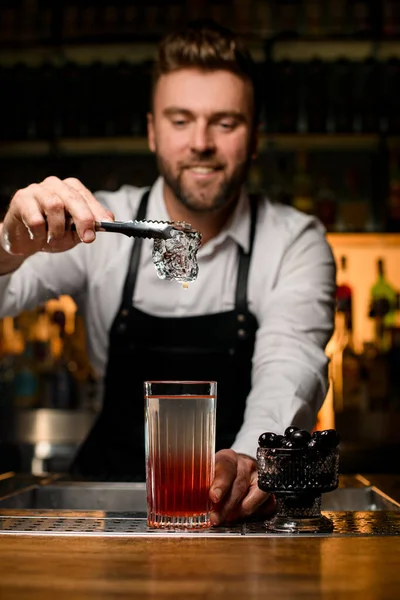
[1,0,400,476]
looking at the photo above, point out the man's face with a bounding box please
[148,68,257,213]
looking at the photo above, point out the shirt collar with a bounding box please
[148,176,252,254]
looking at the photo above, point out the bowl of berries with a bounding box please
[257,427,340,533]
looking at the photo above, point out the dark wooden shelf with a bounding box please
[271,39,400,61]
[0,39,266,66]
[259,134,379,151]
[0,134,383,158]
[2,38,400,66]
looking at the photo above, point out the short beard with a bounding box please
[156,152,252,214]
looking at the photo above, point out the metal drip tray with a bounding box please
[0,482,147,512]
[0,512,399,537]
[0,476,399,537]
[0,481,399,512]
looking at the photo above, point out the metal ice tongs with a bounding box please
[70,219,200,240]
[94,219,198,240]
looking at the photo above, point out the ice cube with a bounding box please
[152,229,201,283]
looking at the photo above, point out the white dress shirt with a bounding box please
[0,176,336,458]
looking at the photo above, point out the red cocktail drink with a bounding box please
[145,383,216,529]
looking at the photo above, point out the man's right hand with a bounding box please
[0,176,114,258]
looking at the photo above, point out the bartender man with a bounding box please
[0,20,335,525]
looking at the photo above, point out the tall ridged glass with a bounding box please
[144,381,217,529]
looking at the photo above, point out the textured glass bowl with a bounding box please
[257,446,339,533]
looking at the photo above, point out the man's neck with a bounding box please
[162,181,239,245]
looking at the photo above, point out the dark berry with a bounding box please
[318,429,340,449]
[284,426,300,437]
[308,438,320,450]
[275,434,284,447]
[258,432,281,448]
[281,439,296,449]
[290,429,312,447]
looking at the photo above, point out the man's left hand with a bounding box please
[209,449,275,526]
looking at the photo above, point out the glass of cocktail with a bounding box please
[144,381,217,529]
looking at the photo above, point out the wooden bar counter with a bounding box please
[1,473,400,599]
[1,534,400,599]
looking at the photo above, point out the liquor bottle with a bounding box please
[210,1,229,29]
[0,351,16,409]
[0,3,18,43]
[327,59,355,134]
[303,59,328,133]
[336,256,353,334]
[33,306,53,358]
[386,151,400,232]
[327,0,347,37]
[102,4,120,37]
[35,62,57,140]
[302,0,324,37]
[335,168,371,232]
[85,61,109,137]
[38,0,55,42]
[0,318,19,409]
[387,293,400,411]
[267,155,293,206]
[13,341,40,408]
[112,61,137,136]
[190,0,207,22]
[382,0,400,38]
[350,0,373,38]
[368,258,397,353]
[51,359,79,409]
[330,262,366,414]
[341,326,366,412]
[62,2,79,39]
[121,2,140,35]
[292,150,314,215]
[11,63,33,140]
[248,162,263,195]
[0,66,11,140]
[276,0,300,38]
[166,1,184,30]
[254,0,272,37]
[79,2,97,39]
[275,61,299,133]
[327,311,365,414]
[353,58,381,134]
[59,62,87,137]
[315,175,337,231]
[382,59,400,135]
[20,0,37,43]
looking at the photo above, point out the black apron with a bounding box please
[71,190,259,480]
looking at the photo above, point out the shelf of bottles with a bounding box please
[3,3,400,232]
[0,297,102,412]
[1,1,400,48]
[321,236,400,446]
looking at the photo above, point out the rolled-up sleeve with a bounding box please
[231,220,336,459]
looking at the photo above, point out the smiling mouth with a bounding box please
[185,166,222,175]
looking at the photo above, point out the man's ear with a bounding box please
[147,112,156,153]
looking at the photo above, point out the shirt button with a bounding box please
[237,314,246,323]
[238,329,247,338]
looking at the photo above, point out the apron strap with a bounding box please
[235,194,259,315]
[119,189,151,313]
